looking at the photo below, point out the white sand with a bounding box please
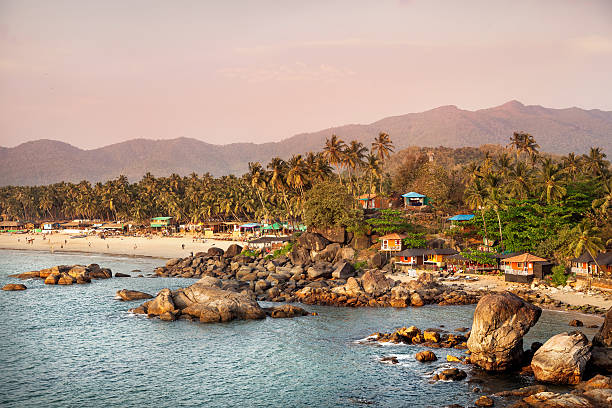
[0,232,242,259]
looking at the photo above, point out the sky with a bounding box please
[1,0,612,149]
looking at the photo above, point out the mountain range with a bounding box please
[1,100,611,186]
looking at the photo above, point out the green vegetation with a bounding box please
[353,260,367,271]
[402,233,427,249]
[302,181,362,228]
[460,250,496,266]
[366,209,411,234]
[550,265,569,286]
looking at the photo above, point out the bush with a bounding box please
[353,260,367,271]
[302,181,363,228]
[241,249,260,258]
[550,265,568,286]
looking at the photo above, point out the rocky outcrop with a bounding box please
[130,278,309,323]
[2,283,26,291]
[224,244,243,258]
[331,262,355,279]
[11,264,112,286]
[593,307,612,348]
[361,270,393,297]
[207,247,224,257]
[415,350,437,362]
[297,232,330,252]
[531,331,591,384]
[116,289,153,301]
[467,291,541,371]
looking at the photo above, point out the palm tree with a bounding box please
[592,178,612,220]
[465,178,489,245]
[569,221,605,278]
[562,153,582,181]
[484,173,506,249]
[371,132,394,192]
[583,147,609,177]
[247,162,269,219]
[537,158,567,204]
[507,161,533,199]
[286,154,307,195]
[364,154,381,195]
[495,152,513,178]
[322,135,346,183]
[508,131,539,162]
[343,141,367,194]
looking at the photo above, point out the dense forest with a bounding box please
[1,131,610,264]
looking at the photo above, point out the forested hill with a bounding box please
[1,100,611,186]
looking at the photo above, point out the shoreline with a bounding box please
[0,232,241,259]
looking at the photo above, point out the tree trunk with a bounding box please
[495,209,503,249]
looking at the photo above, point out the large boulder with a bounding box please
[116,289,154,301]
[313,243,341,262]
[467,291,541,371]
[144,288,178,316]
[207,247,224,257]
[312,227,346,244]
[590,346,612,374]
[263,304,309,318]
[593,307,612,348]
[332,262,355,279]
[531,331,592,384]
[224,244,243,258]
[334,247,356,263]
[361,270,394,297]
[2,283,26,291]
[350,235,371,250]
[369,252,386,269]
[289,246,310,266]
[297,232,330,252]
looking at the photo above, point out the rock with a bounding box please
[438,368,467,381]
[369,252,386,268]
[44,274,59,285]
[332,262,355,279]
[9,271,40,279]
[166,258,181,267]
[114,272,131,278]
[522,392,592,407]
[67,265,87,278]
[447,355,462,362]
[144,288,178,316]
[116,289,153,301]
[582,388,612,406]
[264,304,309,318]
[411,292,425,307]
[380,356,399,364]
[576,374,612,391]
[531,331,591,384]
[494,385,547,398]
[158,312,176,321]
[57,274,75,285]
[350,235,371,250]
[589,346,612,373]
[254,279,269,293]
[569,319,583,327]
[474,396,494,407]
[307,267,332,280]
[467,291,541,371]
[2,283,26,291]
[423,329,440,343]
[207,247,224,257]
[314,243,341,262]
[334,247,356,263]
[361,270,393,297]
[344,277,363,297]
[89,268,112,279]
[593,307,612,347]
[297,232,330,251]
[313,227,346,244]
[224,244,243,258]
[415,350,437,362]
[289,246,310,266]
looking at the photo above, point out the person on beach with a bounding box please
[182,244,185,250]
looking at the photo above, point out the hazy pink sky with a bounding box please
[1,0,612,149]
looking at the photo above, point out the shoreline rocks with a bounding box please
[116,289,153,301]
[9,264,113,286]
[531,331,591,384]
[2,283,26,291]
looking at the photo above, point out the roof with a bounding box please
[0,221,22,227]
[501,253,548,263]
[402,192,426,198]
[571,252,596,263]
[240,222,261,228]
[594,252,612,266]
[357,194,377,200]
[380,233,406,240]
[448,214,475,221]
[429,248,459,255]
[151,217,172,220]
[396,248,458,257]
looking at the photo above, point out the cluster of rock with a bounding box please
[370,325,469,350]
[509,287,608,315]
[8,264,114,285]
[151,232,483,309]
[128,275,310,323]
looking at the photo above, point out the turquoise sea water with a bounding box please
[0,249,601,407]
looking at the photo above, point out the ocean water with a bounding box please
[0,249,601,408]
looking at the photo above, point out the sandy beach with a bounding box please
[0,232,242,259]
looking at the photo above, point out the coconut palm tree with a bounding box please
[508,131,539,162]
[371,132,394,192]
[507,160,533,199]
[364,154,381,195]
[465,178,489,244]
[569,221,605,278]
[495,152,513,178]
[343,141,367,194]
[562,153,582,181]
[484,173,506,249]
[583,147,609,177]
[537,158,567,204]
[322,134,346,183]
[592,178,612,221]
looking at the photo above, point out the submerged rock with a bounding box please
[116,289,154,301]
[415,350,437,362]
[593,307,612,348]
[531,331,591,384]
[263,304,309,318]
[2,283,26,291]
[467,291,541,371]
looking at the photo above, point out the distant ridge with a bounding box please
[1,100,611,186]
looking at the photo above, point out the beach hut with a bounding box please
[239,222,261,236]
[379,233,406,252]
[395,248,428,268]
[356,194,390,210]
[0,220,25,231]
[402,192,430,208]
[423,248,459,268]
[572,251,612,278]
[150,217,173,228]
[501,253,548,283]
